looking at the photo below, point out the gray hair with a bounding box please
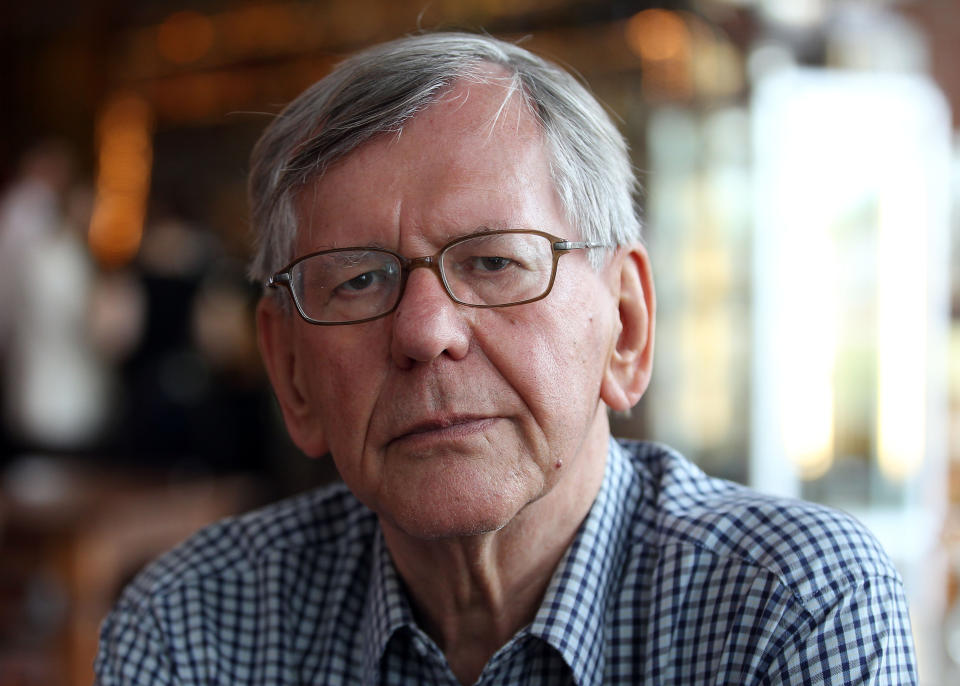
[247,32,641,282]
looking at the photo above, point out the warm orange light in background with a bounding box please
[626,9,690,62]
[157,10,215,65]
[624,9,743,102]
[88,93,154,268]
[625,9,694,100]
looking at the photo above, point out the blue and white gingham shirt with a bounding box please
[96,439,917,685]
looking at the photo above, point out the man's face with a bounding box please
[266,77,626,540]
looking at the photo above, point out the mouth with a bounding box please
[390,415,498,446]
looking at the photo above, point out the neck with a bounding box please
[380,413,610,685]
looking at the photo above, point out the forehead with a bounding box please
[294,75,566,251]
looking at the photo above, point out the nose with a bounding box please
[390,265,470,368]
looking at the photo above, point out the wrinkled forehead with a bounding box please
[293,74,558,248]
[314,68,544,180]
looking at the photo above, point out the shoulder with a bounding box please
[610,441,917,682]
[97,483,379,683]
[117,480,376,608]
[616,440,901,602]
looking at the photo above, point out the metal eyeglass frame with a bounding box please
[266,229,608,325]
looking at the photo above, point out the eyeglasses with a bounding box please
[266,229,606,325]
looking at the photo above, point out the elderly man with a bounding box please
[96,33,916,685]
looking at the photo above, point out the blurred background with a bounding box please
[0,0,957,684]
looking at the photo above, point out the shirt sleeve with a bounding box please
[765,573,918,685]
[95,599,179,686]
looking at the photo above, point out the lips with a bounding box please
[389,415,497,446]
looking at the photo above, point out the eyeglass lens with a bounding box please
[288,232,556,323]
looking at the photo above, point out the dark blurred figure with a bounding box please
[109,216,274,475]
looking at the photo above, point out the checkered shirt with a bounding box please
[96,439,917,685]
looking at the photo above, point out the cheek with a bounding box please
[490,296,612,436]
[297,332,387,456]
[534,282,612,373]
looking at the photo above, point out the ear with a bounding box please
[256,296,328,457]
[600,244,656,412]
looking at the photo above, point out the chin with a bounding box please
[382,468,542,541]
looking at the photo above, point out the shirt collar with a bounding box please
[528,437,640,686]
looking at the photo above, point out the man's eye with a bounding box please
[336,270,384,293]
[471,256,514,272]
